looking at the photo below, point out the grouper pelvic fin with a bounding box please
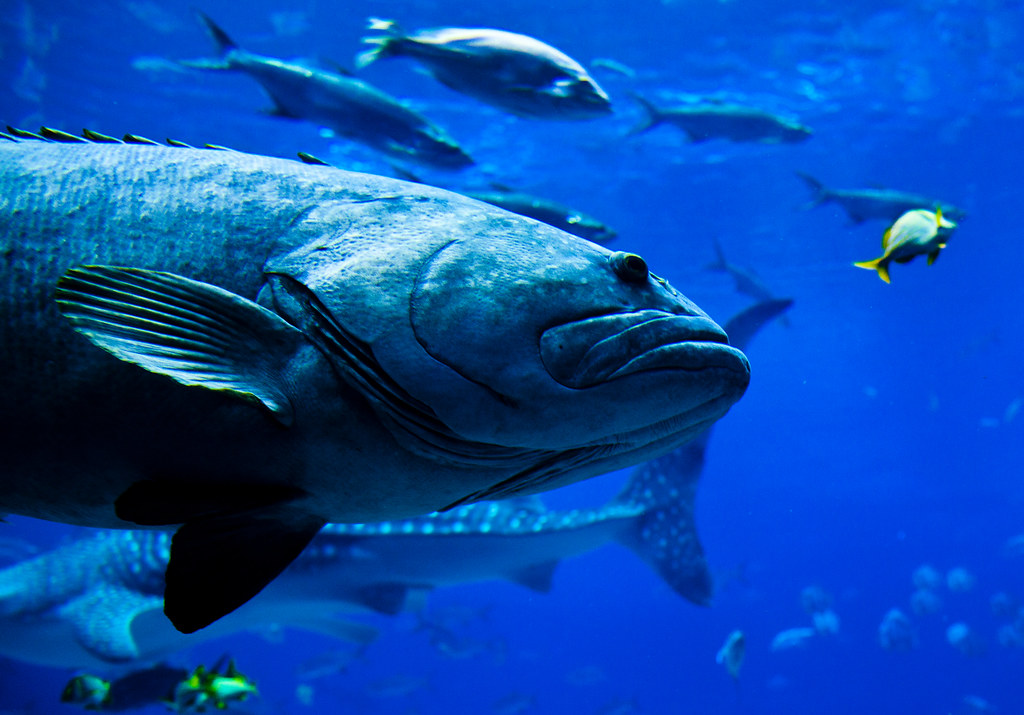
[56,266,305,426]
[165,506,326,634]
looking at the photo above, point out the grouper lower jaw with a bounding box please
[539,310,746,389]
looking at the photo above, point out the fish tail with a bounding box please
[705,237,729,272]
[356,18,405,69]
[794,171,829,209]
[853,257,891,284]
[613,299,793,606]
[179,11,239,71]
[626,93,663,136]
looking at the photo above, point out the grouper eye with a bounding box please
[609,251,649,284]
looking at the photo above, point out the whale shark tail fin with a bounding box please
[613,298,794,606]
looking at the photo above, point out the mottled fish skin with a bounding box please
[464,191,617,243]
[0,136,748,630]
[631,94,811,144]
[795,172,966,224]
[358,21,612,120]
[0,299,785,671]
[186,12,472,169]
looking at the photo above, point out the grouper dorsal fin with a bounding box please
[56,265,304,426]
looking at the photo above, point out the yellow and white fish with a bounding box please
[854,207,957,283]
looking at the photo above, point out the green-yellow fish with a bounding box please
[854,207,957,283]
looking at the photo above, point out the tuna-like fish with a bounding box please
[630,94,811,144]
[0,299,785,671]
[357,19,612,120]
[795,172,966,224]
[182,12,472,169]
[0,130,749,634]
[462,189,616,243]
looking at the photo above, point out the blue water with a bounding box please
[2,0,1023,713]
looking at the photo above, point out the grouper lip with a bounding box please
[540,310,747,389]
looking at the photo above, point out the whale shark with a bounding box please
[0,300,788,671]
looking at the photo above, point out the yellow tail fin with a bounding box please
[853,258,891,284]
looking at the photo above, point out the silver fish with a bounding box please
[630,94,811,144]
[796,172,966,224]
[464,189,617,243]
[183,12,472,169]
[0,131,749,634]
[357,19,612,120]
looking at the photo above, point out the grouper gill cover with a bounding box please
[0,134,749,633]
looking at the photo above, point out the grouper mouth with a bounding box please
[540,310,746,389]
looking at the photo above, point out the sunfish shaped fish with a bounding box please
[0,130,749,634]
[0,299,785,672]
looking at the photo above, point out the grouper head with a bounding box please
[267,191,749,501]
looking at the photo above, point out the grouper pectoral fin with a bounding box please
[165,507,326,634]
[56,265,305,426]
[58,586,164,662]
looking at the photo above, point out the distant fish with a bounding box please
[812,609,840,635]
[947,622,985,657]
[357,19,612,120]
[854,207,957,283]
[182,12,472,168]
[590,57,637,78]
[878,608,917,651]
[770,627,816,651]
[947,567,976,593]
[466,187,617,243]
[629,94,811,144]
[715,630,745,679]
[795,172,966,225]
[912,564,942,590]
[706,238,779,302]
[910,588,943,615]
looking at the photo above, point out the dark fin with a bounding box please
[297,151,331,166]
[705,237,729,272]
[0,132,16,142]
[123,133,160,145]
[354,584,413,615]
[626,93,663,136]
[487,181,515,193]
[56,266,304,425]
[165,137,193,147]
[264,102,300,119]
[507,561,558,593]
[927,249,941,265]
[722,298,793,350]
[39,126,87,143]
[82,128,122,143]
[388,163,425,184]
[116,480,307,526]
[202,143,232,151]
[194,10,238,54]
[794,171,829,209]
[612,298,793,606]
[165,509,326,633]
[6,125,46,140]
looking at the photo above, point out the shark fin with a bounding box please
[506,561,559,593]
[164,508,326,634]
[60,586,164,662]
[56,265,304,426]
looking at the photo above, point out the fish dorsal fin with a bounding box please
[55,265,304,426]
[935,206,943,225]
[297,151,332,166]
[882,225,893,249]
[59,585,164,662]
[39,126,88,143]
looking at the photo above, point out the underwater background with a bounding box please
[2,0,1023,713]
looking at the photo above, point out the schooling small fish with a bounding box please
[357,18,612,120]
[630,94,811,144]
[854,207,957,283]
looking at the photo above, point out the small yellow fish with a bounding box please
[854,207,957,283]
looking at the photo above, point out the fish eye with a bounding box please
[609,251,649,284]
